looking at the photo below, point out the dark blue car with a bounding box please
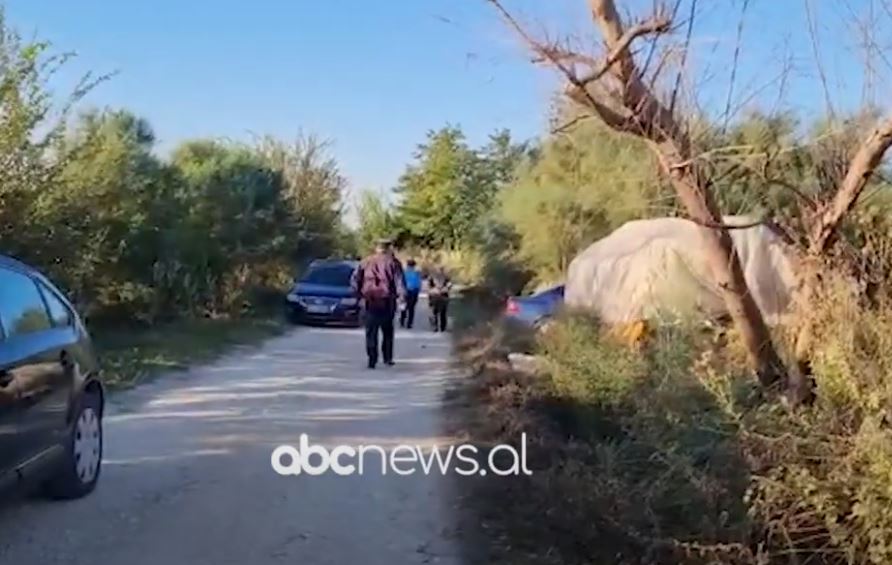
[0,254,105,500]
[285,260,361,326]
[505,284,565,327]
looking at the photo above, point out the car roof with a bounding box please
[0,253,65,293]
[0,254,40,276]
[0,253,62,286]
[308,259,359,269]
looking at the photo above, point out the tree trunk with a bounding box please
[792,118,892,402]
[654,140,786,387]
[588,0,789,388]
[490,0,790,390]
[809,117,892,255]
[790,258,820,401]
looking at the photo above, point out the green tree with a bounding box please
[395,126,527,249]
[59,111,168,289]
[0,9,349,324]
[395,126,473,247]
[499,119,666,282]
[355,190,397,252]
[0,9,99,274]
[254,135,346,260]
[457,129,528,247]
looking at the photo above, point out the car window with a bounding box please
[39,283,72,327]
[301,265,354,286]
[0,268,53,337]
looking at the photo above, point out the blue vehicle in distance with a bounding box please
[285,259,361,326]
[504,284,565,328]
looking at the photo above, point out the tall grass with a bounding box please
[454,275,892,564]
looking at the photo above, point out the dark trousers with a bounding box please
[399,290,420,328]
[430,296,448,332]
[365,305,395,365]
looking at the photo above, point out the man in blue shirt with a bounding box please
[399,259,423,329]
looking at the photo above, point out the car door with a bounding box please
[30,280,80,447]
[0,267,69,467]
[0,322,20,476]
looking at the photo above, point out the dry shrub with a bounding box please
[608,273,892,563]
[454,308,758,564]
[538,313,647,410]
[734,275,892,564]
[456,278,892,564]
[399,246,487,285]
[535,315,756,562]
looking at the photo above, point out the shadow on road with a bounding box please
[0,322,464,565]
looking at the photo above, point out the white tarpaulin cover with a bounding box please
[565,216,798,324]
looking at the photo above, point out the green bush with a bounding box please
[739,279,892,563]
[0,14,349,326]
[494,313,752,562]
[474,283,892,563]
[497,119,669,284]
[538,313,646,411]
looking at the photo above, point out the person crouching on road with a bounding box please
[400,259,422,329]
[351,238,406,369]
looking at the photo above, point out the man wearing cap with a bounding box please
[350,238,406,369]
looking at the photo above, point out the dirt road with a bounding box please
[0,309,463,564]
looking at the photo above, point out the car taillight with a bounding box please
[506,299,519,315]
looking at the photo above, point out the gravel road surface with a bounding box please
[0,309,463,564]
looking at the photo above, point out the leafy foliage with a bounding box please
[0,15,347,324]
[393,126,527,250]
[355,189,398,253]
[498,119,668,283]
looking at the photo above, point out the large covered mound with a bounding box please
[565,216,798,324]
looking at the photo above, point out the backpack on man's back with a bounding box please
[357,254,402,309]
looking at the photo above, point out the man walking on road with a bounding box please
[399,258,422,329]
[427,266,451,333]
[351,238,406,369]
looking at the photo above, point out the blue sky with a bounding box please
[4,0,884,199]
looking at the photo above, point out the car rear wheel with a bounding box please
[45,391,103,499]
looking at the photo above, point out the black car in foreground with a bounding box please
[0,255,105,499]
[285,259,361,326]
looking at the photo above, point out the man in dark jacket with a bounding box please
[351,239,406,369]
[427,266,451,332]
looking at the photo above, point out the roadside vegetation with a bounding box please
[453,274,892,564]
[0,11,351,382]
[95,317,286,390]
[365,1,892,562]
[7,0,892,561]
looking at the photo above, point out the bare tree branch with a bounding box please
[670,0,698,115]
[810,116,892,253]
[685,215,767,230]
[771,36,794,114]
[551,113,595,134]
[532,44,600,68]
[804,0,836,118]
[488,0,640,133]
[722,0,750,133]
[639,0,683,81]
[586,0,682,140]
[577,14,672,85]
[841,0,892,98]
[489,0,794,392]
[647,43,676,91]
